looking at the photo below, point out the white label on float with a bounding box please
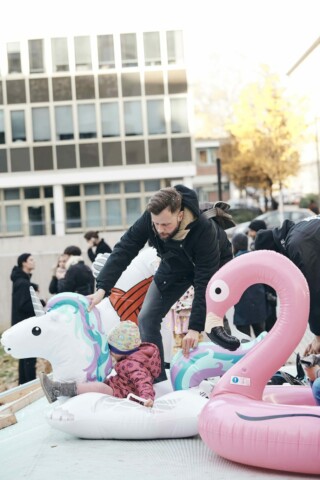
[230,376,251,386]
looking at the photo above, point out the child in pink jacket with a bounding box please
[40,320,161,408]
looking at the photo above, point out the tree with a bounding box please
[219,66,309,208]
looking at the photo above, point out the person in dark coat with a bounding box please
[255,217,320,355]
[57,245,95,296]
[84,231,112,262]
[247,219,277,331]
[10,253,38,384]
[231,233,268,337]
[87,185,227,382]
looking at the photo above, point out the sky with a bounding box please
[2,0,319,79]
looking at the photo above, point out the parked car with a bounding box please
[229,206,263,224]
[226,207,316,240]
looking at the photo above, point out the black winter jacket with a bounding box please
[57,260,95,296]
[11,267,38,325]
[96,185,221,332]
[256,217,320,335]
[87,238,112,263]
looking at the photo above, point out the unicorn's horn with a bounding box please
[30,286,46,316]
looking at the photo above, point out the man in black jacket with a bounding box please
[255,217,320,355]
[88,185,231,382]
[10,253,38,384]
[84,231,112,263]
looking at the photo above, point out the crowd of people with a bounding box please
[9,184,320,407]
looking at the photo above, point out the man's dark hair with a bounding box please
[84,231,99,240]
[232,233,248,254]
[146,187,182,215]
[63,245,82,256]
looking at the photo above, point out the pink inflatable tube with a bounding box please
[198,250,320,475]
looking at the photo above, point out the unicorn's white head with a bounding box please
[1,292,112,383]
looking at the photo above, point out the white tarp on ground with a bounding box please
[0,394,312,480]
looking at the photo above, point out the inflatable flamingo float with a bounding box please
[199,250,320,475]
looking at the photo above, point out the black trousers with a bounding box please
[19,358,36,385]
[138,279,192,382]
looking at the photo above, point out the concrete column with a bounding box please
[53,184,65,236]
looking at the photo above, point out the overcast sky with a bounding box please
[2,0,319,79]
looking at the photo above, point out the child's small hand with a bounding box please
[144,399,153,408]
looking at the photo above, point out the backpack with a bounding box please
[199,201,236,230]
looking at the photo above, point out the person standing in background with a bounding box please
[57,245,95,296]
[48,253,67,295]
[84,231,112,263]
[10,253,38,384]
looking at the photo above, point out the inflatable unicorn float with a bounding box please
[1,246,263,440]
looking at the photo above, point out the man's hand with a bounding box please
[182,329,200,358]
[303,335,320,356]
[87,289,106,312]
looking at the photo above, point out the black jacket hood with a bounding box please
[255,219,295,254]
[10,266,31,283]
[174,184,200,218]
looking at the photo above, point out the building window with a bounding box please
[126,198,141,224]
[147,99,166,134]
[170,98,189,133]
[197,148,218,165]
[52,77,72,101]
[125,140,145,165]
[85,200,101,227]
[7,42,22,73]
[0,110,5,144]
[79,143,99,167]
[97,35,115,69]
[143,32,161,66]
[32,107,51,142]
[148,139,168,164]
[78,104,97,138]
[6,80,26,104]
[55,106,74,140]
[121,33,138,67]
[29,39,45,73]
[74,36,92,71]
[6,205,22,232]
[145,71,164,95]
[11,110,26,142]
[121,73,141,97]
[75,75,95,100]
[124,101,143,136]
[33,146,54,170]
[66,202,81,228]
[0,150,7,172]
[102,142,122,166]
[168,70,187,94]
[101,103,120,137]
[171,137,192,162]
[105,199,121,226]
[56,145,76,169]
[51,37,69,72]
[98,74,118,98]
[10,148,30,171]
[166,30,184,64]
[29,78,49,103]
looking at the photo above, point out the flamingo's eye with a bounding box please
[32,326,41,336]
[209,280,229,302]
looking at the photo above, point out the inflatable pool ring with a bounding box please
[45,387,208,440]
[170,334,266,391]
[198,250,320,475]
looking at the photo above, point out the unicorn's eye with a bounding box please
[32,326,41,336]
[208,280,229,302]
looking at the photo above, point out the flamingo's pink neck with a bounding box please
[212,251,309,400]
